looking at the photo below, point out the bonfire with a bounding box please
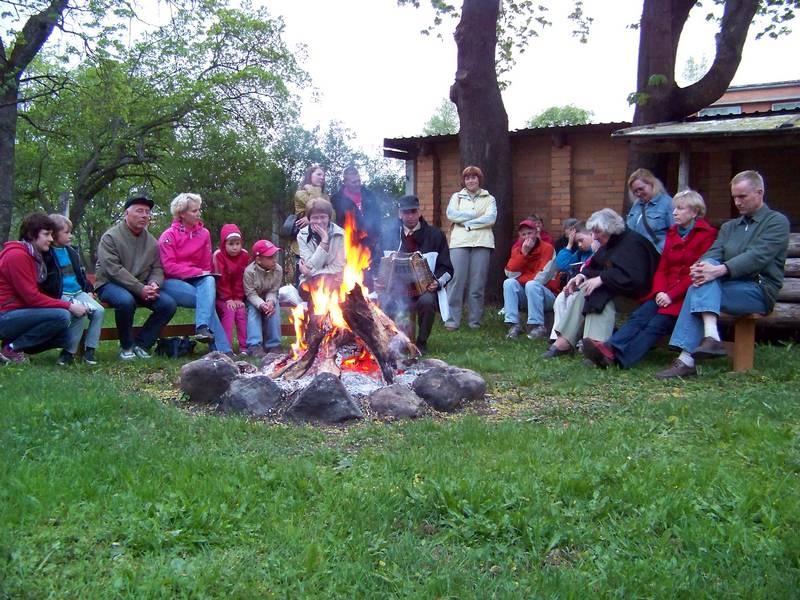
[266,214,418,384]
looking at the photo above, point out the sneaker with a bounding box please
[132,345,151,359]
[83,348,98,365]
[692,336,727,359]
[540,344,574,359]
[56,350,74,366]
[526,325,548,340]
[655,359,697,379]
[119,347,136,360]
[195,325,215,343]
[246,345,266,358]
[582,338,616,369]
[506,324,522,339]
[1,344,28,364]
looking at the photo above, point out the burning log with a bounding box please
[273,314,329,380]
[341,284,417,383]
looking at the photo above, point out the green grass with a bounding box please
[1,308,799,598]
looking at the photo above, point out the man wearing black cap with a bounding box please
[380,195,453,354]
[95,194,177,360]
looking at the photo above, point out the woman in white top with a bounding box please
[444,165,497,330]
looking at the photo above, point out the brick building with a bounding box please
[383,109,800,235]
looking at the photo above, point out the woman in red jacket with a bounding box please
[582,190,717,369]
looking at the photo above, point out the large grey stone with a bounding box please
[369,384,424,419]
[412,366,486,413]
[179,355,239,404]
[286,373,364,423]
[220,376,284,417]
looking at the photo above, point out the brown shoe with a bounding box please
[692,336,727,359]
[655,359,697,379]
[582,338,616,369]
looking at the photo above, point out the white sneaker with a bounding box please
[133,346,151,359]
[119,348,136,360]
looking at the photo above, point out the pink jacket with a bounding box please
[158,220,213,279]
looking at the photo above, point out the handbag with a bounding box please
[279,214,298,239]
[154,336,197,358]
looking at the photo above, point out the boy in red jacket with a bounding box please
[502,218,557,340]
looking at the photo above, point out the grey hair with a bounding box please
[587,208,625,236]
[48,213,73,233]
[731,170,764,193]
[170,193,203,218]
[672,189,706,217]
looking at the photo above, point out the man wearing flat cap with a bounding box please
[502,217,557,340]
[380,195,453,354]
[95,194,177,360]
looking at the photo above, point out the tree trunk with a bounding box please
[449,0,512,302]
[0,0,70,242]
[626,0,759,212]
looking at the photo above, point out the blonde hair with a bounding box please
[306,197,333,218]
[627,168,666,203]
[731,170,764,192]
[170,193,203,218]
[672,190,706,217]
[48,213,73,233]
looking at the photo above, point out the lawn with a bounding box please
[1,308,799,598]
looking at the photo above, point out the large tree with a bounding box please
[625,0,796,207]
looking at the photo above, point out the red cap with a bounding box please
[518,219,540,231]
[252,239,279,257]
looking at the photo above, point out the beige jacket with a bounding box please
[244,261,283,309]
[446,188,497,249]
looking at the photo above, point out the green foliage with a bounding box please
[526,104,593,128]
[1,311,799,596]
[647,73,669,87]
[422,98,459,135]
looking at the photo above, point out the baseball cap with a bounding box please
[124,194,155,210]
[518,218,540,230]
[252,240,279,257]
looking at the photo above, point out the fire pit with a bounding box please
[178,216,487,424]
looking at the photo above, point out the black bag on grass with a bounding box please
[154,336,196,358]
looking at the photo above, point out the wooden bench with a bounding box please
[721,232,800,372]
[84,275,294,344]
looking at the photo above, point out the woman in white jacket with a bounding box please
[445,165,497,330]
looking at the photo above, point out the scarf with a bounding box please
[22,240,48,283]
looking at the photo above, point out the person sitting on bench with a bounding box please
[0,213,88,364]
[95,194,177,360]
[654,170,790,379]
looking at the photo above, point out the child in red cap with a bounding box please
[243,240,283,357]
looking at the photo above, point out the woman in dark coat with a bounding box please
[543,208,660,358]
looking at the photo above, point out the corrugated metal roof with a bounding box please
[612,111,800,140]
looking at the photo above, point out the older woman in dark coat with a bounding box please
[542,208,660,358]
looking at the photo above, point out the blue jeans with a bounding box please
[162,277,231,353]
[97,283,177,350]
[62,291,105,353]
[608,300,676,368]
[0,307,71,352]
[502,278,555,326]
[246,302,282,349]
[668,260,768,353]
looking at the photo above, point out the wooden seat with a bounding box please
[721,313,764,372]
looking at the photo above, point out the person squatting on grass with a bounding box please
[502,217,557,341]
[444,165,497,331]
[41,214,106,366]
[543,208,660,359]
[158,192,232,355]
[243,240,283,358]
[0,213,88,364]
[654,170,790,379]
[582,190,718,370]
[95,195,177,361]
[213,224,250,355]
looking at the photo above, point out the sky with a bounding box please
[265,0,800,153]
